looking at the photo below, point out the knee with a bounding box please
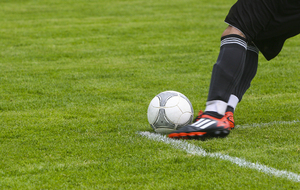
[222,26,246,38]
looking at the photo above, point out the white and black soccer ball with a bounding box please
[147,91,194,134]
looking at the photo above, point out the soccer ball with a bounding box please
[147,91,194,134]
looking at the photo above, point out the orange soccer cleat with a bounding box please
[168,113,231,140]
[225,111,235,129]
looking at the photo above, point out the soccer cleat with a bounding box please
[225,111,235,129]
[168,114,231,140]
[194,110,235,129]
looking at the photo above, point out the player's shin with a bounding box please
[232,42,259,103]
[226,42,259,113]
[205,34,247,118]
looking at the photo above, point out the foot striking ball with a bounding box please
[147,91,194,134]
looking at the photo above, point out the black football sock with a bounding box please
[204,111,223,119]
[205,34,247,116]
[232,42,259,101]
[226,106,235,113]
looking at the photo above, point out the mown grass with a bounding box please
[0,0,299,189]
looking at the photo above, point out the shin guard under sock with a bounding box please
[205,34,247,115]
[232,42,259,101]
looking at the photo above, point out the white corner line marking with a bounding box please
[138,131,300,183]
[236,120,300,129]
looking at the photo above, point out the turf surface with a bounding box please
[0,0,299,189]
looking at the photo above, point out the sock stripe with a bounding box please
[247,45,259,55]
[220,37,247,49]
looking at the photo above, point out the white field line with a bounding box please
[236,120,300,129]
[139,131,300,183]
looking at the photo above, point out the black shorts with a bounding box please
[225,0,300,60]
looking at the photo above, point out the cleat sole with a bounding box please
[169,129,230,139]
[209,129,230,138]
[168,132,207,140]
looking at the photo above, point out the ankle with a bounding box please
[226,106,234,113]
[204,111,223,119]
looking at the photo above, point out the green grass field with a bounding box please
[0,0,300,189]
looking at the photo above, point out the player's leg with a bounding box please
[222,25,246,38]
[169,26,247,139]
[225,42,259,128]
[227,42,259,113]
[204,26,247,118]
[233,42,259,102]
[193,42,259,129]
